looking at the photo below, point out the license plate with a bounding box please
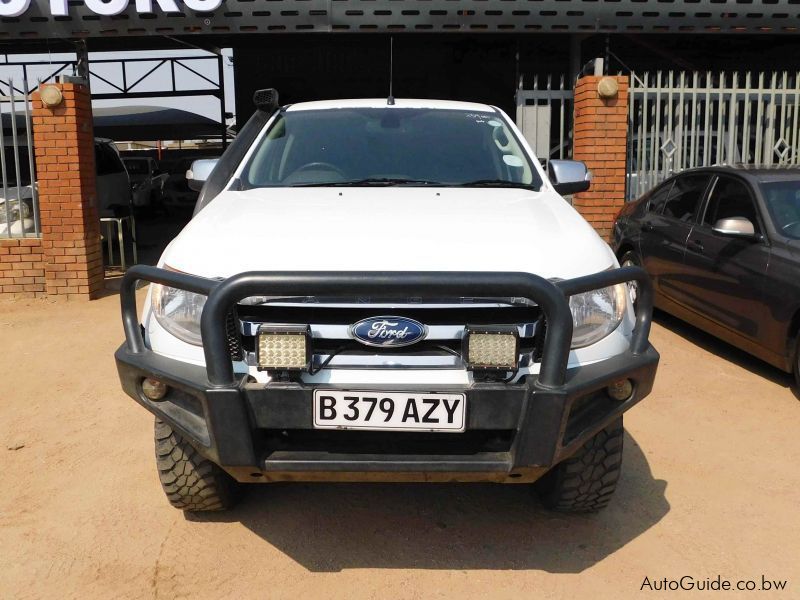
[313,390,466,432]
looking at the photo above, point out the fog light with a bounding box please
[257,325,310,371]
[464,326,519,370]
[142,378,168,401]
[607,379,634,401]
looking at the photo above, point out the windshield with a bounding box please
[240,107,541,189]
[760,180,800,239]
[96,143,125,176]
[123,159,149,175]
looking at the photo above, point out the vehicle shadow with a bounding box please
[653,310,798,400]
[187,430,669,573]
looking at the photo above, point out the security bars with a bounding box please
[515,74,573,166]
[0,78,39,238]
[627,70,800,200]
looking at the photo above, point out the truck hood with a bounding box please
[163,187,616,281]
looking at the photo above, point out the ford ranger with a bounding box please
[115,90,659,513]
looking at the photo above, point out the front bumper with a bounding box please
[116,267,659,483]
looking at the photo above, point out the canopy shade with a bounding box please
[3,105,224,142]
[92,106,224,141]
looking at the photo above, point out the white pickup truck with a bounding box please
[115,91,659,514]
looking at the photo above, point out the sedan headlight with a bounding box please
[151,283,206,346]
[568,283,627,348]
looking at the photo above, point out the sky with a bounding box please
[0,48,236,122]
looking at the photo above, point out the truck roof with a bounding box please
[285,98,497,113]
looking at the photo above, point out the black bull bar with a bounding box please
[120,266,653,388]
[116,266,659,479]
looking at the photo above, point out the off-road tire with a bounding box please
[154,418,239,512]
[535,418,624,513]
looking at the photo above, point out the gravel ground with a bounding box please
[1,292,798,599]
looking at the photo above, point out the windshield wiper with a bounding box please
[293,177,442,187]
[454,179,539,190]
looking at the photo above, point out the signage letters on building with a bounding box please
[0,0,223,18]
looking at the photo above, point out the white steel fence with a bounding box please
[627,70,800,200]
[515,75,573,165]
[0,78,39,238]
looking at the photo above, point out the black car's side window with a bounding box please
[646,180,674,213]
[662,174,711,222]
[703,176,760,233]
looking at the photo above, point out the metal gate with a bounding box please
[627,71,800,200]
[0,78,39,238]
[516,75,573,164]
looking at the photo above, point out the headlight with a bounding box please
[151,283,206,345]
[568,283,627,348]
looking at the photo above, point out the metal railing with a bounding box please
[0,52,228,148]
[515,74,573,165]
[627,70,800,200]
[0,54,223,99]
[0,78,39,238]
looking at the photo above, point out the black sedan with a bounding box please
[613,166,800,386]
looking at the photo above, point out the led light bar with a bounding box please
[256,325,311,371]
[463,325,520,371]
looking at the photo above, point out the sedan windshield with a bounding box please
[240,107,542,190]
[760,179,800,239]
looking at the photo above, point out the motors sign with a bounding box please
[0,0,795,39]
[0,0,222,17]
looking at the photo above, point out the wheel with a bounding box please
[620,251,642,311]
[535,418,624,513]
[154,418,240,512]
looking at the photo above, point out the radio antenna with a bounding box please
[387,37,395,106]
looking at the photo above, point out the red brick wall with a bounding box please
[0,239,46,295]
[571,75,629,241]
[0,82,104,299]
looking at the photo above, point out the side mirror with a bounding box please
[712,216,756,239]
[186,158,219,191]
[712,217,756,238]
[549,159,592,196]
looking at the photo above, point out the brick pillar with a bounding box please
[31,82,103,298]
[571,75,629,241]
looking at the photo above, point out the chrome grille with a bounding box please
[234,300,541,370]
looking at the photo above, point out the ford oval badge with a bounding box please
[350,316,427,348]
